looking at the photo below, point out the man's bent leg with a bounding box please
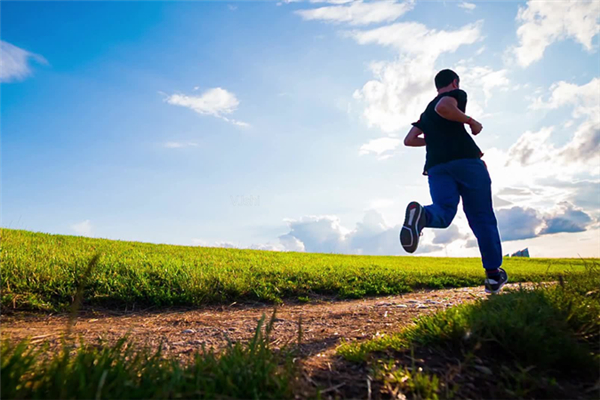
[423,164,460,229]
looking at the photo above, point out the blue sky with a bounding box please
[2,0,599,258]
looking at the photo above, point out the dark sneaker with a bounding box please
[400,201,427,253]
[485,268,508,294]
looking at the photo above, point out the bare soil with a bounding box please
[1,283,533,398]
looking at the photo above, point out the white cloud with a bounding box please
[481,77,600,204]
[540,202,593,235]
[369,198,394,209]
[493,195,512,208]
[506,127,554,167]
[497,207,544,241]
[71,220,93,237]
[164,88,249,127]
[527,77,600,169]
[432,224,469,245]
[309,0,355,4]
[358,137,401,159]
[454,64,510,105]
[278,210,445,255]
[279,215,349,253]
[510,1,600,67]
[347,20,482,54]
[164,141,199,148]
[349,21,482,133]
[192,238,238,248]
[249,243,285,251]
[278,235,306,252]
[458,2,476,11]
[227,4,237,11]
[0,41,47,83]
[296,1,414,26]
[214,241,237,248]
[530,77,599,118]
[191,238,209,246]
[497,202,594,242]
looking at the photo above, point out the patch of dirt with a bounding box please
[1,283,535,397]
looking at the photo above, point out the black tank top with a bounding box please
[411,89,483,175]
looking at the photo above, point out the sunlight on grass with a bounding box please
[2,228,594,311]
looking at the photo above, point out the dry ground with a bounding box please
[2,283,533,398]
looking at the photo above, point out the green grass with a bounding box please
[1,313,297,400]
[338,267,600,399]
[2,228,595,312]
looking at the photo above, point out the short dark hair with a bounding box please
[435,69,459,89]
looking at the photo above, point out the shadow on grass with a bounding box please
[338,264,600,399]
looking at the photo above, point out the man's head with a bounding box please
[435,69,460,92]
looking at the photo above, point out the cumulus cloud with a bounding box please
[536,178,600,216]
[347,20,482,55]
[496,203,594,242]
[278,210,447,255]
[0,41,47,83]
[278,235,306,252]
[529,78,600,167]
[432,224,469,244]
[164,88,249,127]
[71,220,93,237]
[506,127,554,167]
[510,1,600,67]
[214,241,237,248]
[164,141,199,148]
[348,21,482,134]
[295,0,414,26]
[248,243,284,251]
[514,78,600,170]
[308,0,357,4]
[493,195,512,208]
[559,118,600,165]
[539,202,593,235]
[278,215,348,254]
[484,76,600,202]
[497,206,545,241]
[192,238,239,249]
[458,2,476,11]
[530,78,599,118]
[453,63,510,105]
[465,239,478,248]
[358,137,401,159]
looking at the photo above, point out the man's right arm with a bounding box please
[434,97,483,135]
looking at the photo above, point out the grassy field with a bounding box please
[3,264,598,399]
[2,314,298,399]
[337,267,600,399]
[2,228,593,312]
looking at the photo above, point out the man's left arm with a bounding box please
[404,126,426,147]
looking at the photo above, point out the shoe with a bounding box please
[400,201,426,253]
[485,268,508,294]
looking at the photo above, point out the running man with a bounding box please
[401,69,508,294]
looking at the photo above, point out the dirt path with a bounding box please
[3,283,536,398]
[2,284,530,356]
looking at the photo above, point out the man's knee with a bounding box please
[440,208,457,228]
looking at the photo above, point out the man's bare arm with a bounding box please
[434,97,482,135]
[404,126,426,147]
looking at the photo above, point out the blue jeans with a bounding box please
[424,158,502,270]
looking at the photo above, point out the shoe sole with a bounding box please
[400,202,422,253]
[485,271,509,294]
[485,280,507,294]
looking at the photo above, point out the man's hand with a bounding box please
[468,119,483,135]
